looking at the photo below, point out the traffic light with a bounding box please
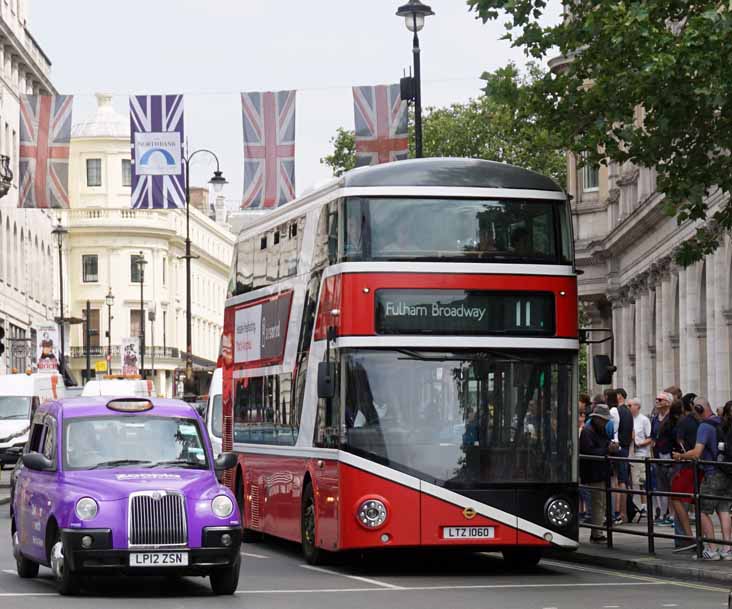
[0,326,4,357]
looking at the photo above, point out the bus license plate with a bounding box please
[129,552,188,567]
[442,526,495,540]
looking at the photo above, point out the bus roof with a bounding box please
[341,157,562,191]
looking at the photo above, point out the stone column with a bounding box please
[609,290,624,384]
[623,297,637,398]
[683,264,702,394]
[659,265,675,387]
[637,281,654,409]
[710,249,731,406]
[678,268,690,391]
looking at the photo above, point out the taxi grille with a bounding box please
[128,492,187,547]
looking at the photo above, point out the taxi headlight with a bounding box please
[75,497,98,521]
[545,498,572,528]
[212,495,234,518]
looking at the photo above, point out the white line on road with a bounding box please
[300,564,404,589]
[1,570,15,575]
[240,551,269,559]
[603,606,620,608]
[543,559,728,593]
[661,605,679,607]
[236,581,663,595]
[0,593,55,597]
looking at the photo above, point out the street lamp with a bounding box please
[51,218,68,375]
[136,251,147,378]
[396,0,434,158]
[105,287,114,375]
[182,149,227,396]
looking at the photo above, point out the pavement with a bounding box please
[0,505,729,608]
[550,519,732,586]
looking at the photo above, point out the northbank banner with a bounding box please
[130,95,185,209]
[234,291,293,366]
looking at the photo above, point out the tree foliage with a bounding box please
[467,0,732,265]
[321,64,566,186]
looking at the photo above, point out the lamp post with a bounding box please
[148,307,156,382]
[396,0,434,159]
[51,218,68,375]
[105,287,114,375]
[182,149,227,395]
[136,251,147,378]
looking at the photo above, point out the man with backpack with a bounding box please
[672,398,732,560]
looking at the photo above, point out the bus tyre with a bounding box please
[501,548,543,570]
[301,483,325,565]
[210,553,241,595]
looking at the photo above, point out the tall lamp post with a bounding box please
[105,288,114,375]
[396,0,434,158]
[136,252,147,378]
[51,218,68,375]
[182,149,227,395]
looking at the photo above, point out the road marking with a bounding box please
[603,606,620,608]
[0,593,56,597]
[543,560,728,593]
[237,581,663,595]
[300,564,404,589]
[240,551,269,559]
[1,570,15,575]
[661,605,678,607]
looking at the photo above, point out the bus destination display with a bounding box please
[375,289,555,335]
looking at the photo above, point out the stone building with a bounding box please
[568,151,732,413]
[60,94,235,396]
[0,0,58,374]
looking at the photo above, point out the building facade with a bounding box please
[0,0,58,374]
[569,152,732,412]
[60,94,235,396]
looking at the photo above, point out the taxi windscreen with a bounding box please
[63,415,208,471]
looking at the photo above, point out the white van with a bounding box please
[205,368,223,457]
[81,378,153,398]
[0,372,65,467]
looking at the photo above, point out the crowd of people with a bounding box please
[579,386,732,560]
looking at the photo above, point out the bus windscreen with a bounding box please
[343,349,575,486]
[344,197,567,263]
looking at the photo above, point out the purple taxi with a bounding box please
[10,396,241,596]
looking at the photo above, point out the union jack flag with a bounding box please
[130,95,185,209]
[353,84,408,167]
[241,90,296,209]
[18,95,73,208]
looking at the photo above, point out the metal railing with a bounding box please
[580,453,732,559]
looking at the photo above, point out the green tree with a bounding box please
[320,64,566,185]
[467,0,732,265]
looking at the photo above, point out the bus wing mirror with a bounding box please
[593,354,617,385]
[317,362,336,400]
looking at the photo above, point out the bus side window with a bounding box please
[236,238,254,294]
[253,235,268,289]
[266,229,281,282]
[280,222,298,278]
[312,202,339,271]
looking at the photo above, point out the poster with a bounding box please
[121,337,140,376]
[35,324,59,371]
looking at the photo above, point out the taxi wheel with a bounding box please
[501,548,543,570]
[301,483,325,565]
[51,535,80,596]
[210,553,240,595]
[13,530,39,578]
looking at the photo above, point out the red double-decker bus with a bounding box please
[221,158,579,566]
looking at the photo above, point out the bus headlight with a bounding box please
[75,497,98,521]
[356,499,387,529]
[212,495,234,518]
[545,498,572,528]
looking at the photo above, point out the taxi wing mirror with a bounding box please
[317,362,336,400]
[214,452,237,472]
[22,452,53,471]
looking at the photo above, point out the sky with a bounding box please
[29,0,561,207]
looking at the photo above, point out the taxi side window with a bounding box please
[28,422,45,453]
[42,419,56,463]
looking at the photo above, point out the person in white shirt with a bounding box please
[630,398,652,518]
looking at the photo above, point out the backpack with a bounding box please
[703,419,732,477]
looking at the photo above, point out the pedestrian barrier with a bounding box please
[579,453,732,559]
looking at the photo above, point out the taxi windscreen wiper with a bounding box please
[89,459,152,469]
[147,459,206,469]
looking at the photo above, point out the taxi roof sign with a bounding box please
[106,398,153,413]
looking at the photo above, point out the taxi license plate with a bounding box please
[129,552,188,567]
[442,526,495,540]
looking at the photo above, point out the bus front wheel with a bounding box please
[301,483,325,565]
[501,548,543,570]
